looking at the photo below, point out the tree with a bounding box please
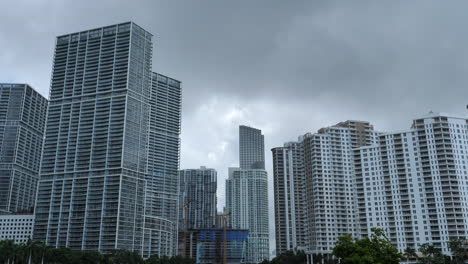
[404,247,417,262]
[0,239,19,264]
[417,243,450,264]
[332,228,401,264]
[261,250,307,264]
[449,238,468,264]
[144,255,195,264]
[106,249,144,264]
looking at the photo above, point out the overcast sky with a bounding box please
[2,0,468,252]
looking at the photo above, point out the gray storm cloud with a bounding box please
[2,0,468,253]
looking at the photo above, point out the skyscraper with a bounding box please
[239,125,265,170]
[226,125,270,263]
[354,113,468,255]
[302,121,376,257]
[273,114,468,260]
[178,166,217,230]
[0,84,47,213]
[271,139,309,255]
[142,72,182,257]
[33,22,153,252]
[226,168,269,263]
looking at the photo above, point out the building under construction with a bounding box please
[179,228,248,264]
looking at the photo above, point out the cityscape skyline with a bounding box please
[3,1,468,261]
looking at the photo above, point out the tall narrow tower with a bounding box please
[33,22,152,252]
[226,125,270,263]
[271,139,309,255]
[0,84,47,214]
[143,72,182,257]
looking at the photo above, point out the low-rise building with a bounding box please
[0,214,34,244]
[179,228,248,264]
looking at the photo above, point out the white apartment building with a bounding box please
[274,114,468,263]
[0,214,34,244]
[301,121,377,256]
[355,113,468,255]
[271,139,309,255]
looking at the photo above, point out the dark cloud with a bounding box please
[2,0,468,253]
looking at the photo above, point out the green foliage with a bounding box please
[0,239,195,264]
[417,239,468,264]
[261,250,307,264]
[403,247,418,262]
[332,228,401,264]
[145,255,195,264]
[448,238,468,264]
[331,232,468,264]
[417,243,450,264]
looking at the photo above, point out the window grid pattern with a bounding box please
[272,141,309,255]
[33,22,152,254]
[239,126,265,170]
[143,72,182,258]
[0,84,47,214]
[226,169,270,263]
[178,167,217,230]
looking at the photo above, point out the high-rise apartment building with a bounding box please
[273,114,468,260]
[354,113,468,255]
[226,168,270,263]
[271,139,308,255]
[239,125,265,170]
[0,84,47,214]
[142,72,182,257]
[302,121,376,255]
[33,22,153,252]
[178,167,217,230]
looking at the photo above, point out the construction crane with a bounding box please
[179,200,190,257]
[213,212,231,264]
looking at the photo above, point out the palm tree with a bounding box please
[1,240,18,264]
[404,247,417,262]
[449,238,468,264]
[23,239,42,264]
[37,241,53,264]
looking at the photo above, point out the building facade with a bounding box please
[302,121,376,255]
[179,167,217,230]
[0,214,35,244]
[142,72,182,258]
[0,84,47,214]
[33,22,153,253]
[273,115,468,259]
[239,125,265,170]
[197,229,249,264]
[226,168,269,263]
[271,139,309,255]
[354,113,468,255]
[179,228,248,264]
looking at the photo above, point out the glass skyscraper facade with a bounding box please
[227,125,269,263]
[239,125,265,170]
[142,72,182,258]
[197,229,248,264]
[226,168,270,263]
[0,83,47,214]
[33,22,153,252]
[178,167,217,230]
